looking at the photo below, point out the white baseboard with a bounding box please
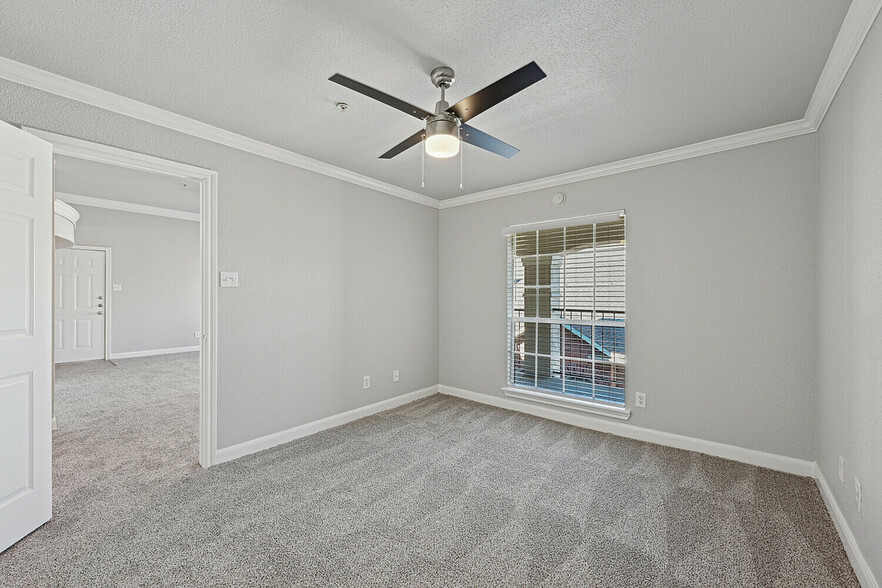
[215,385,439,464]
[814,464,879,588]
[439,385,814,477]
[110,346,200,359]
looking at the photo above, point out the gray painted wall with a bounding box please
[816,16,882,580]
[440,135,818,460]
[0,79,439,449]
[5,44,877,579]
[72,206,200,355]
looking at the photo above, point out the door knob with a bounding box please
[97,311,104,315]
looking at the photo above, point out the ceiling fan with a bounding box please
[329,61,546,160]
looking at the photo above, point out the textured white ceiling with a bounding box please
[54,155,200,213]
[0,1,850,200]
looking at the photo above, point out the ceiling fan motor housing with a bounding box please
[426,113,460,138]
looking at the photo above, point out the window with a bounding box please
[505,211,626,408]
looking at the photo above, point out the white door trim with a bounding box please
[29,128,219,468]
[66,245,112,361]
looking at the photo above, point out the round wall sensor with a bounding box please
[551,192,566,206]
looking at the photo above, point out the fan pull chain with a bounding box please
[421,134,426,189]
[459,138,463,190]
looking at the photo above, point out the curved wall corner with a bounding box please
[54,199,79,248]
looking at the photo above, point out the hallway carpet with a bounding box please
[0,354,858,586]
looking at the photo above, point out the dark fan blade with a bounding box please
[329,74,432,120]
[379,130,424,159]
[461,124,519,158]
[447,61,546,124]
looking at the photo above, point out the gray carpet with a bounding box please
[0,354,858,587]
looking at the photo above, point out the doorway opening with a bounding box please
[27,128,218,468]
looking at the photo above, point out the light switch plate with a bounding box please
[112,284,123,292]
[220,271,239,288]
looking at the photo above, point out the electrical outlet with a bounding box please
[194,330,201,339]
[635,392,646,408]
[854,478,862,512]
[838,456,844,482]
[393,369,399,383]
[362,376,370,390]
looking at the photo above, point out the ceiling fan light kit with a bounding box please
[424,119,460,158]
[329,61,546,187]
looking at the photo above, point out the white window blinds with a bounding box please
[506,212,626,404]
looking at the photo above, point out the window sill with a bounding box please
[502,387,632,421]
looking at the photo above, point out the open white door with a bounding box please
[0,121,53,552]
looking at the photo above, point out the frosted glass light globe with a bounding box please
[425,133,460,158]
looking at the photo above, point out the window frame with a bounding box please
[502,211,630,421]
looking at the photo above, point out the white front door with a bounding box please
[55,248,106,363]
[0,121,53,552]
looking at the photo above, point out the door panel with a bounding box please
[55,248,106,363]
[74,319,92,348]
[55,271,65,309]
[0,212,33,337]
[0,120,53,553]
[0,374,33,506]
[75,273,93,308]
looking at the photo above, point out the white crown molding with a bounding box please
[215,385,439,463]
[0,57,437,209]
[804,0,882,130]
[439,0,881,210]
[814,464,879,588]
[440,385,815,476]
[3,0,879,212]
[438,119,815,209]
[56,191,200,222]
